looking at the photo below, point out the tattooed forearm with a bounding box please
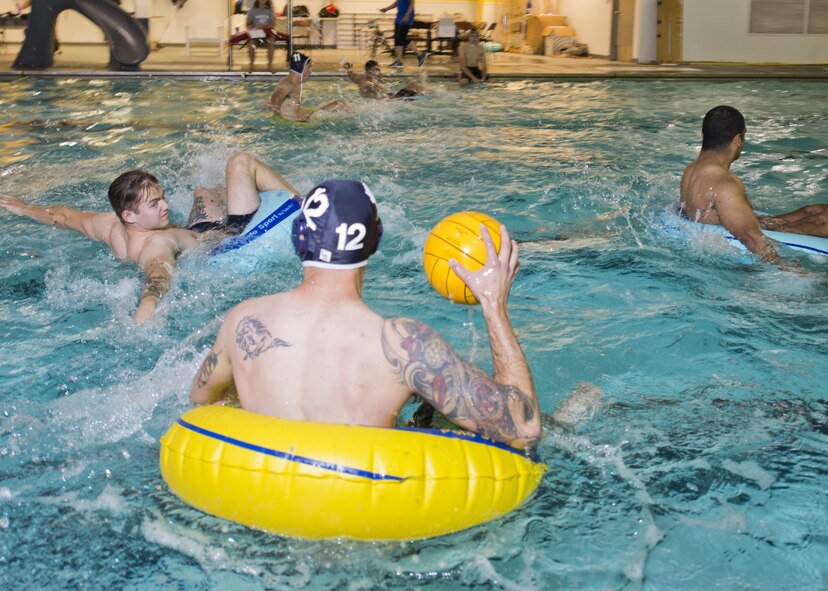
[46,207,67,228]
[236,315,291,360]
[383,319,534,445]
[448,374,524,443]
[195,349,220,388]
[141,273,169,299]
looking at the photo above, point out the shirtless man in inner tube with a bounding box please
[190,179,545,450]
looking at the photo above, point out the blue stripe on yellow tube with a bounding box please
[177,416,405,482]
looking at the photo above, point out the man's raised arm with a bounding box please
[382,225,541,449]
[453,225,535,401]
[268,82,291,112]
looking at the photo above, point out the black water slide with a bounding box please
[14,0,149,70]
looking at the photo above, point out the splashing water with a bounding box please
[1,77,826,589]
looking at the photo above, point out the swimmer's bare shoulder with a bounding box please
[680,160,744,224]
[105,216,129,259]
[122,226,199,266]
[156,227,202,259]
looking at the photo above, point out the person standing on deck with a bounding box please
[380,0,428,69]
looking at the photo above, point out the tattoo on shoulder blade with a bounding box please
[382,319,530,444]
[195,349,220,388]
[236,315,291,360]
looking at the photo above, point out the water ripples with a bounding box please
[1,77,826,589]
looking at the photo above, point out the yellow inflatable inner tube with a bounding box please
[160,405,547,541]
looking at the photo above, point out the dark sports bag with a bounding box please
[286,4,310,17]
[319,4,339,18]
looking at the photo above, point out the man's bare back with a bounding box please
[680,153,779,260]
[680,158,732,226]
[196,281,412,426]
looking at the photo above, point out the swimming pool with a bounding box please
[1,77,826,589]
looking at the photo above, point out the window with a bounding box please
[809,0,828,33]
[749,0,828,33]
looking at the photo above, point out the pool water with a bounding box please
[1,77,826,590]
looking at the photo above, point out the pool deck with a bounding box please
[1,43,827,80]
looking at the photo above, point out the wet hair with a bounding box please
[365,60,379,71]
[108,170,160,220]
[701,105,745,152]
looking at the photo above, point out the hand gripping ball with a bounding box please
[422,211,502,304]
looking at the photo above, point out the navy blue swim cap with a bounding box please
[290,52,311,74]
[292,179,383,269]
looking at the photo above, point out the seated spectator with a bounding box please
[457,29,488,86]
[246,0,277,72]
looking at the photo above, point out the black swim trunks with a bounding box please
[188,212,256,235]
[392,88,421,99]
[459,66,486,81]
[394,23,411,48]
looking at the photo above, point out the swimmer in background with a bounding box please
[0,153,299,324]
[379,0,429,69]
[457,28,489,87]
[343,60,423,99]
[269,52,349,122]
[679,105,828,262]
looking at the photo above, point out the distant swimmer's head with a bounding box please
[292,179,383,269]
[702,105,746,153]
[109,170,163,223]
[289,52,312,78]
[364,60,381,79]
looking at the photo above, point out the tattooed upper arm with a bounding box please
[382,318,539,448]
[194,349,220,389]
[190,344,235,405]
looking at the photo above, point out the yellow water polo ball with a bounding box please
[423,211,502,305]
